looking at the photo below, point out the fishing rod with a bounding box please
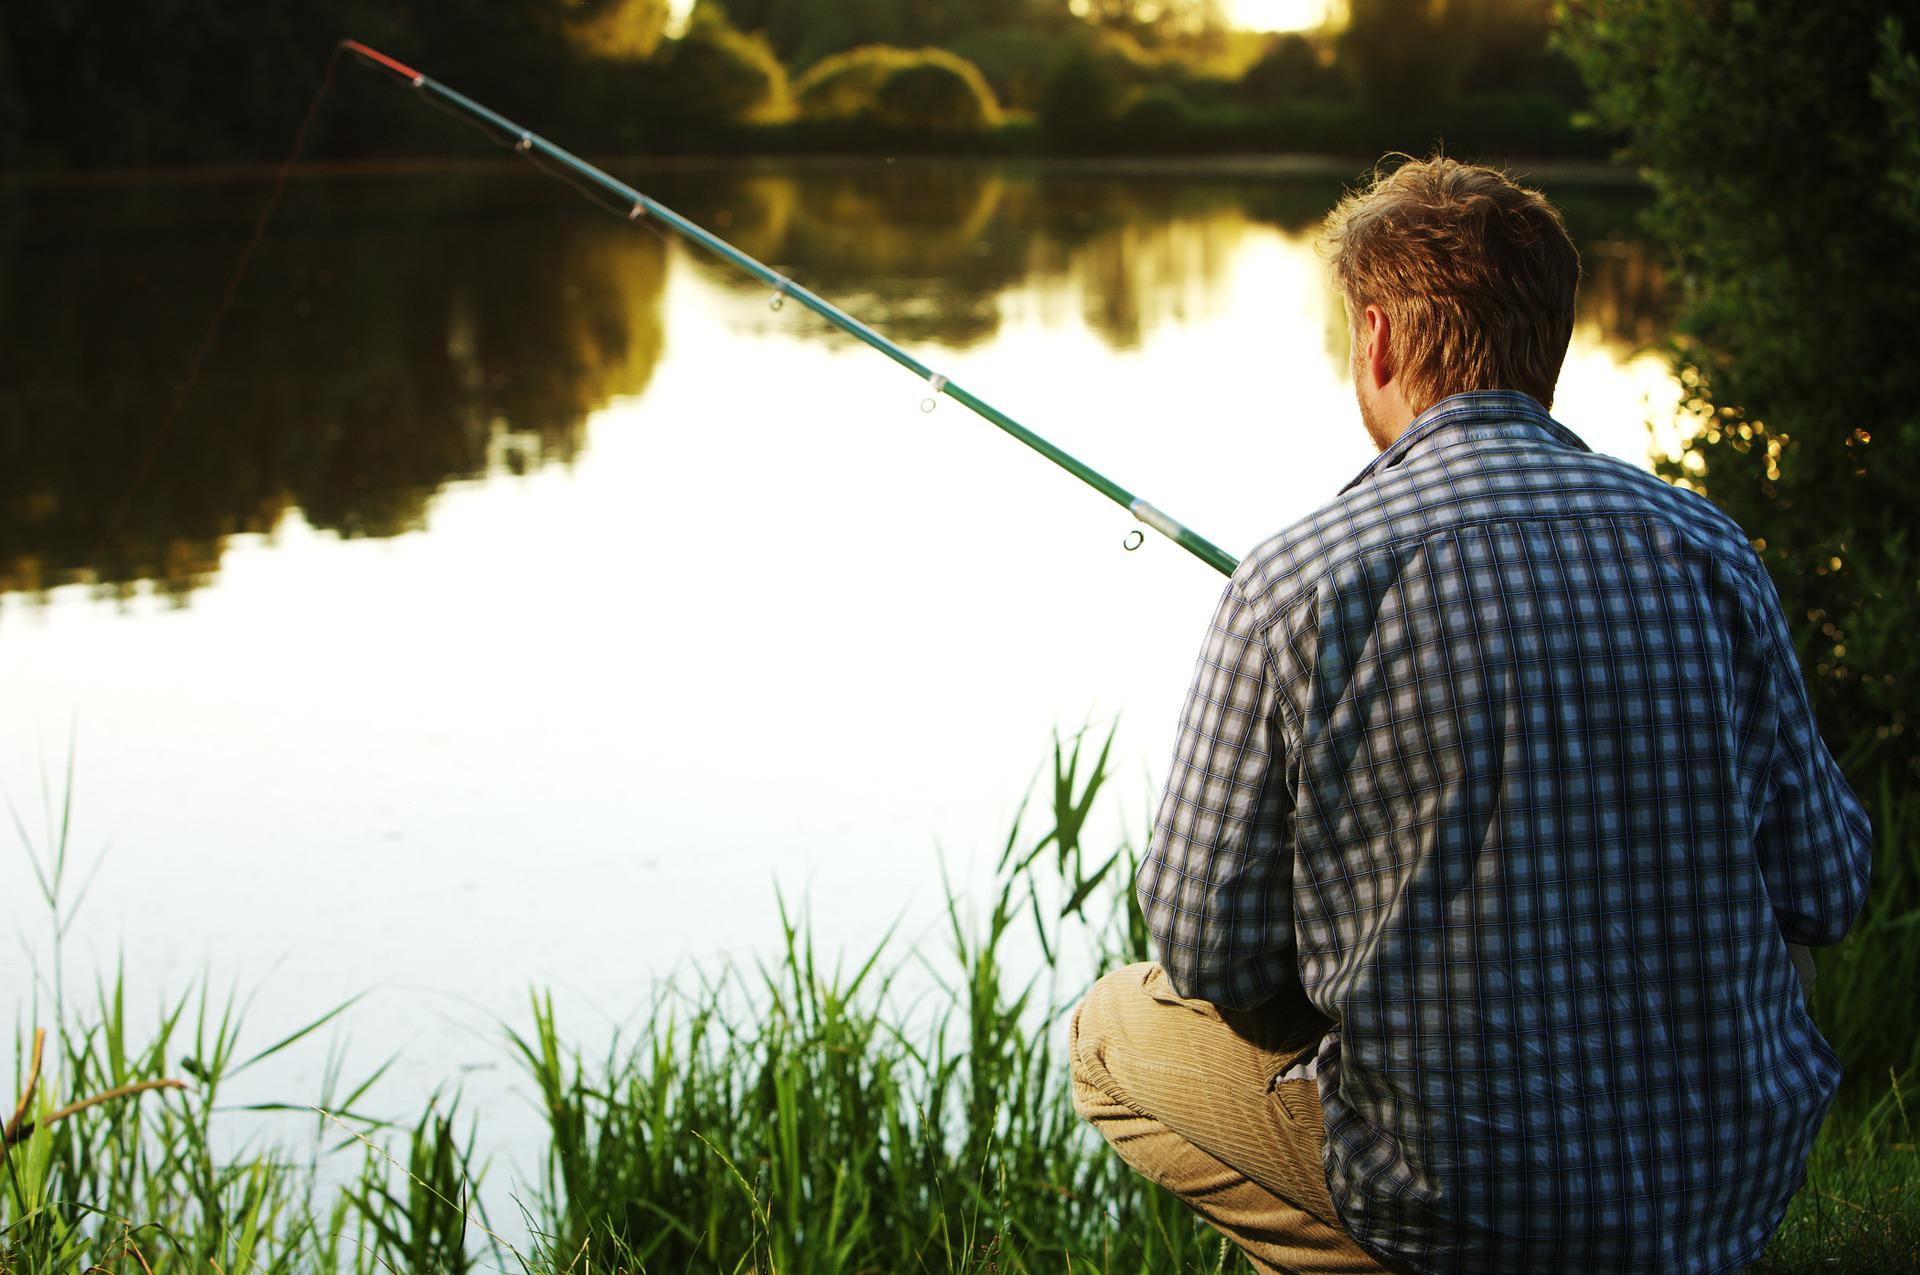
[338,39,1239,578]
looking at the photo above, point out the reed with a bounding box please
[4,730,1916,1273]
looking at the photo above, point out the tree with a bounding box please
[655,9,791,125]
[873,55,1003,131]
[1336,0,1477,112]
[1560,3,1920,1080]
[791,46,999,129]
[1071,0,1227,48]
[1039,48,1124,142]
[561,0,672,60]
[1240,32,1344,101]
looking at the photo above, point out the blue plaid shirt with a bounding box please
[1140,391,1873,1273]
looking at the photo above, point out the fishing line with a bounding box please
[91,43,349,563]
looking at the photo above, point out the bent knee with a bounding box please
[1069,962,1157,1109]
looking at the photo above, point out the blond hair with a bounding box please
[1324,156,1581,412]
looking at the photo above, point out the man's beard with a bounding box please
[1353,355,1393,452]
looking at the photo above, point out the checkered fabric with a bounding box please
[1139,391,1873,1273]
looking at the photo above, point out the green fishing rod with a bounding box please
[339,39,1239,577]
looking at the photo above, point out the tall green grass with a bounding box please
[4,730,1916,1272]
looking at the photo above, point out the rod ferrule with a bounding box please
[1129,499,1185,543]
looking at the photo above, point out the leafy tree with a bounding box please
[1114,84,1196,145]
[1038,48,1125,142]
[791,46,998,129]
[1072,0,1227,48]
[948,25,1069,111]
[1455,0,1575,99]
[874,55,1004,131]
[1336,0,1476,112]
[793,46,923,120]
[1240,32,1345,101]
[561,0,672,60]
[1560,4,1919,786]
[655,9,791,125]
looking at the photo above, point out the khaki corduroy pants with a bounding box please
[1069,962,1399,1275]
[1071,957,1807,1273]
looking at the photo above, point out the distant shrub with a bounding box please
[655,10,790,125]
[793,45,917,120]
[1113,85,1195,145]
[1240,32,1345,101]
[794,46,999,131]
[947,25,1060,112]
[1039,49,1123,143]
[562,0,671,61]
[874,54,1002,131]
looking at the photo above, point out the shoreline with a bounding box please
[0,151,1644,189]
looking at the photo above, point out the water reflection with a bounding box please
[0,175,667,600]
[0,163,1664,605]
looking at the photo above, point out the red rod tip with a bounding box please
[340,39,424,84]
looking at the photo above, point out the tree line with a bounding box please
[0,0,1593,168]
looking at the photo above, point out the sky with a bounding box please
[1230,0,1335,30]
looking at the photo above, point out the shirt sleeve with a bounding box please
[1749,576,1873,947]
[1137,580,1300,1009]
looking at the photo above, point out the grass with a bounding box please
[3,729,1916,1273]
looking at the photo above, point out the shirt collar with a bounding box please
[1339,390,1591,494]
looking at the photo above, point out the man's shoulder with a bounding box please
[1230,430,1763,624]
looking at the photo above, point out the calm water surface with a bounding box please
[0,160,1679,1178]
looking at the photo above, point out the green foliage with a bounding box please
[1559,6,1920,795]
[347,1100,485,1275]
[561,0,672,61]
[0,24,22,168]
[710,0,1035,71]
[1239,32,1347,102]
[1338,0,1476,112]
[0,0,1603,164]
[793,45,920,121]
[0,730,1269,1272]
[1757,1073,1920,1272]
[1115,85,1199,147]
[1073,0,1229,49]
[947,25,1065,112]
[654,9,792,126]
[4,730,1917,1270]
[1039,50,1126,143]
[793,45,998,131]
[1560,3,1920,1085]
[874,54,1004,131]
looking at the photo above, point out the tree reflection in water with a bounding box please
[0,163,1662,605]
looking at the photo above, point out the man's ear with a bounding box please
[1363,304,1394,390]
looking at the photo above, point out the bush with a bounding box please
[1338,0,1475,113]
[1240,31,1345,102]
[792,44,918,120]
[654,9,790,125]
[874,54,1002,131]
[1113,84,1196,146]
[793,45,999,131]
[1038,49,1124,144]
[947,24,1062,112]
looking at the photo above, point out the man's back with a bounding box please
[1137,391,1873,1271]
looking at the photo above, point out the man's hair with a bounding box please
[1324,156,1581,412]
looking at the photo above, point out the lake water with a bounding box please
[0,159,1680,1183]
